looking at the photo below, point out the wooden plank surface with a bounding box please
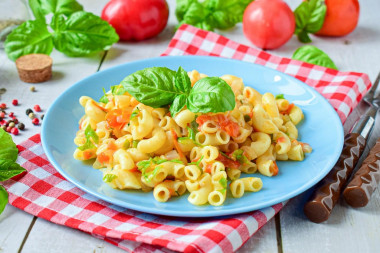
[1,0,380,252]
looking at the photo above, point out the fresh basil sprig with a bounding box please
[176,0,253,31]
[121,67,236,116]
[292,45,338,70]
[29,0,83,21]
[0,128,27,215]
[294,0,326,43]
[5,0,118,61]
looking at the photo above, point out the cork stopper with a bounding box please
[15,54,53,83]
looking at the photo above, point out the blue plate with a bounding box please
[41,56,344,217]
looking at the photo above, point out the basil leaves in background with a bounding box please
[294,0,326,43]
[5,20,54,61]
[121,67,236,116]
[176,0,253,31]
[0,128,27,215]
[292,45,338,70]
[51,12,119,57]
[5,0,118,61]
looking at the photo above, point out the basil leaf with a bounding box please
[176,0,197,21]
[0,186,8,215]
[121,67,183,108]
[28,0,47,21]
[51,12,119,57]
[130,107,140,120]
[0,159,26,182]
[219,177,227,189]
[175,67,191,95]
[292,45,338,70]
[4,20,53,61]
[103,174,117,183]
[78,125,99,151]
[206,0,252,29]
[294,0,326,43]
[111,85,126,95]
[0,129,18,162]
[38,0,83,16]
[99,88,109,103]
[170,94,187,117]
[187,77,235,113]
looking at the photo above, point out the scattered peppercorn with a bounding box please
[32,118,39,125]
[11,127,19,135]
[0,120,6,126]
[6,126,12,132]
[12,99,18,106]
[26,108,33,115]
[9,112,14,117]
[30,86,36,92]
[0,103,6,109]
[41,114,44,120]
[18,123,25,130]
[1,125,6,131]
[34,105,41,112]
[0,112,4,118]
[28,112,35,119]
[8,122,15,128]
[13,118,19,124]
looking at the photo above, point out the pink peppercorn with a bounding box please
[12,99,18,106]
[11,127,19,135]
[9,112,14,117]
[32,118,39,125]
[0,103,6,109]
[6,126,12,132]
[0,120,6,125]
[34,105,41,112]
[0,112,5,118]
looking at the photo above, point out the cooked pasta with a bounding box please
[73,69,312,206]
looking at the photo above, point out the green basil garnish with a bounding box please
[292,45,338,70]
[294,0,326,43]
[121,67,236,117]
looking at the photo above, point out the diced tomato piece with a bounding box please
[83,150,95,160]
[106,108,132,130]
[216,154,240,169]
[196,114,240,137]
[98,152,110,164]
[107,141,118,151]
[284,103,295,114]
[271,161,279,176]
[204,163,213,173]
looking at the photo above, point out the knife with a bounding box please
[303,72,380,223]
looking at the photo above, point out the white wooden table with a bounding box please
[1,0,380,252]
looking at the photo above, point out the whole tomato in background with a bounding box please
[243,0,295,50]
[316,0,360,36]
[101,0,169,41]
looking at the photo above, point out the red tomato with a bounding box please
[243,0,295,50]
[101,0,169,41]
[316,0,360,37]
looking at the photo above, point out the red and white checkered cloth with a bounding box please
[3,24,372,253]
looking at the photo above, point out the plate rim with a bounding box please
[41,55,344,217]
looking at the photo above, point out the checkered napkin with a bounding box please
[3,24,372,253]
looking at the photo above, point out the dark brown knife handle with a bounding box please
[304,133,366,223]
[343,138,380,207]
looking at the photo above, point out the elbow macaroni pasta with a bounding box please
[73,71,312,206]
